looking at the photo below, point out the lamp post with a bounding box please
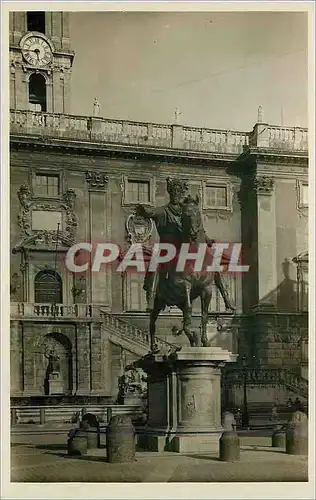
[241,355,249,428]
[241,354,256,429]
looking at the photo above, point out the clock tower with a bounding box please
[9,11,74,113]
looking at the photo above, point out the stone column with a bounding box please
[10,65,16,109]
[254,176,277,306]
[85,171,112,307]
[61,12,70,50]
[10,321,23,396]
[13,12,26,44]
[76,322,91,395]
[51,12,62,50]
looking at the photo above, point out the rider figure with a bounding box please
[135,177,235,312]
[136,177,187,311]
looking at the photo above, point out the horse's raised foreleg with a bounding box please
[200,288,212,347]
[149,297,164,352]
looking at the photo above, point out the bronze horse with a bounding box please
[149,195,234,350]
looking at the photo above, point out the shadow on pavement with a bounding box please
[183,454,220,461]
[35,444,68,451]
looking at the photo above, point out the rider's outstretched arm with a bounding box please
[135,204,166,225]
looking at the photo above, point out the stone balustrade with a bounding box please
[226,367,308,399]
[10,109,308,153]
[249,123,308,151]
[11,302,101,319]
[100,310,175,351]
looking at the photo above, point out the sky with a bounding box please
[69,11,308,131]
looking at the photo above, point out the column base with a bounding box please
[170,432,221,453]
[138,430,222,453]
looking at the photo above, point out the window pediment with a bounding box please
[13,231,73,253]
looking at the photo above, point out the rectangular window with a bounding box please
[127,180,150,204]
[204,185,228,209]
[35,174,59,197]
[27,12,46,34]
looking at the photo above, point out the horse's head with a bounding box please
[181,195,203,241]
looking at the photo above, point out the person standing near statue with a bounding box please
[135,177,235,312]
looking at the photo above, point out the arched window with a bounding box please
[34,270,62,304]
[29,73,46,112]
[27,12,46,34]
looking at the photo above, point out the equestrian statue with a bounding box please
[135,177,235,351]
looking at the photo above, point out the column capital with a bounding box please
[85,171,108,191]
[253,176,275,195]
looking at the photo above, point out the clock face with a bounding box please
[22,35,53,67]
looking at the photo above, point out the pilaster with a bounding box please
[22,323,42,396]
[253,175,277,307]
[76,322,91,395]
[10,321,23,396]
[85,171,111,307]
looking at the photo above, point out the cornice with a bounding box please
[246,147,308,165]
[10,135,308,169]
[9,134,238,166]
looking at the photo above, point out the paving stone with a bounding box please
[10,431,308,483]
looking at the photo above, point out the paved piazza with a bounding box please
[11,431,308,483]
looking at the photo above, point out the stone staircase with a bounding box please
[100,310,176,356]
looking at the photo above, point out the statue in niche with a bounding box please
[45,347,61,380]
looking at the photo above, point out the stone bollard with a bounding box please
[107,407,113,424]
[40,408,45,425]
[106,415,135,463]
[219,411,240,462]
[82,413,100,449]
[11,408,18,426]
[286,411,308,456]
[67,421,89,456]
[272,425,285,448]
[219,431,240,462]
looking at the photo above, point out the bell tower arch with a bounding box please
[9,11,74,113]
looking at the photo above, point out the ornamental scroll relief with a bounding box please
[17,183,78,243]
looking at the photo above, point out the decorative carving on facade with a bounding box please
[204,211,233,221]
[125,213,154,244]
[253,176,275,195]
[85,171,108,190]
[20,261,28,273]
[16,183,78,245]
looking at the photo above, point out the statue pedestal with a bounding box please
[137,347,237,453]
[48,373,64,395]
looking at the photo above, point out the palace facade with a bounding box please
[9,11,308,407]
